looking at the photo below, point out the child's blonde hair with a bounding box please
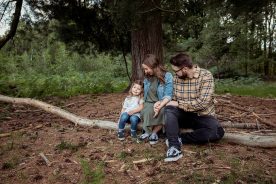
[128,80,143,98]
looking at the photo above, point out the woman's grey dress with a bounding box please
[141,77,165,133]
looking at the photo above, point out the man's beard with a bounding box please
[178,71,187,79]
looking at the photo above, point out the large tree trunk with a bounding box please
[1,94,276,148]
[131,0,163,81]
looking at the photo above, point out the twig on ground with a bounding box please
[39,152,51,166]
[187,166,232,172]
[133,158,153,164]
[252,112,276,128]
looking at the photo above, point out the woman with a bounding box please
[139,54,173,145]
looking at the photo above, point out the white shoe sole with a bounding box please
[118,137,125,141]
[164,154,183,162]
[149,140,158,145]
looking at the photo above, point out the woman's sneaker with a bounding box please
[164,146,183,162]
[149,133,158,145]
[118,131,125,141]
[138,133,149,141]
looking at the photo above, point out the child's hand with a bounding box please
[127,110,135,115]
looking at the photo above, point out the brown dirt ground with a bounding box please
[0,93,275,184]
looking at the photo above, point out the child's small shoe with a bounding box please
[131,131,137,138]
[118,131,125,141]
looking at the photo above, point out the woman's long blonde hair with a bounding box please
[143,54,167,84]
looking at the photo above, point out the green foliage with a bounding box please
[215,77,276,97]
[80,159,105,184]
[55,141,79,152]
[0,37,130,98]
[165,0,276,77]
[2,162,15,170]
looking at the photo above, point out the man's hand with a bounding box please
[166,100,178,107]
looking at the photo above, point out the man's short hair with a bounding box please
[170,53,193,69]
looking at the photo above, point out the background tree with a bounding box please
[1,0,275,78]
[0,0,23,49]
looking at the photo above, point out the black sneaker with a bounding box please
[118,131,125,141]
[164,146,183,162]
[131,131,137,138]
[149,133,158,145]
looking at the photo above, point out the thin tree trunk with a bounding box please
[1,94,276,148]
[0,0,23,49]
[122,48,131,82]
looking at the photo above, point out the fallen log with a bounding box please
[220,121,260,129]
[223,133,276,148]
[1,94,276,148]
[0,94,117,129]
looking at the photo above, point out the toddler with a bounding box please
[118,80,144,140]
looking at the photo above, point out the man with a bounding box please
[164,53,224,162]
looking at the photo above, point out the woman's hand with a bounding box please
[153,101,161,118]
[154,101,161,109]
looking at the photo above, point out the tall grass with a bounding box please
[215,77,276,98]
[0,42,130,98]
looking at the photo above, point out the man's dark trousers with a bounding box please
[165,105,225,149]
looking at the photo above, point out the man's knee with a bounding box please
[206,127,224,142]
[165,106,179,116]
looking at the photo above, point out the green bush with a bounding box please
[0,45,130,98]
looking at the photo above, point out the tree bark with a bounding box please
[131,0,163,81]
[0,0,23,49]
[223,133,276,148]
[1,94,276,148]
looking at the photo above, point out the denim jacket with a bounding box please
[144,72,173,101]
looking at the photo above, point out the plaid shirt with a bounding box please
[173,65,216,116]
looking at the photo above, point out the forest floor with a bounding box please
[0,93,276,184]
